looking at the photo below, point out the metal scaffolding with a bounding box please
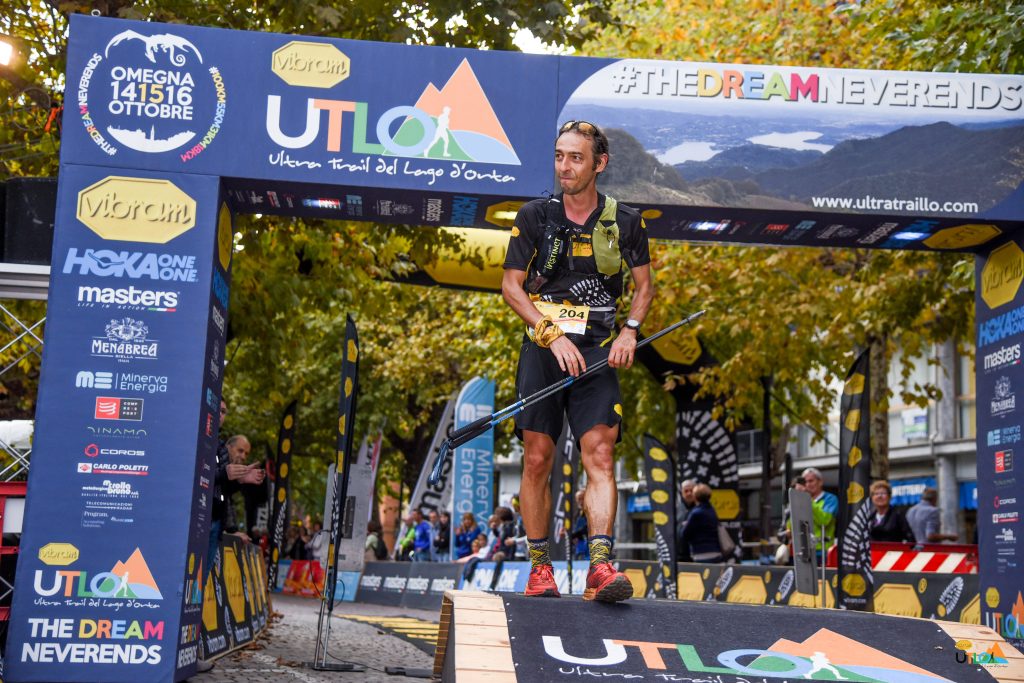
[0,263,48,481]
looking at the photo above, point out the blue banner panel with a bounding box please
[452,377,495,531]
[64,15,557,199]
[6,166,226,683]
[60,15,1024,252]
[975,239,1024,651]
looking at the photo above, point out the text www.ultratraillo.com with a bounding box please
[811,195,979,213]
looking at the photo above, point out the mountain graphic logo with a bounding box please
[96,548,163,600]
[762,628,954,682]
[391,59,520,166]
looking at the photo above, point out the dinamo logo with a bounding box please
[77,177,196,244]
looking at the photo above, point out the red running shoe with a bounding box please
[524,564,560,597]
[583,562,633,603]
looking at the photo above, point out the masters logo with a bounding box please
[77,177,196,244]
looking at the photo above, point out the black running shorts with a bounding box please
[513,335,622,443]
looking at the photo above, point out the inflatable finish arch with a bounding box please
[7,14,1024,682]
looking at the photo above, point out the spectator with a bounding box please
[802,467,838,560]
[680,483,722,563]
[433,511,451,561]
[224,434,266,540]
[411,510,432,562]
[509,495,527,561]
[868,480,915,543]
[284,525,307,560]
[454,513,482,559]
[571,489,589,561]
[305,520,326,564]
[492,507,517,562]
[365,520,388,562]
[426,511,440,561]
[906,487,958,545]
[678,478,697,525]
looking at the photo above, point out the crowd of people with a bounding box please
[383,498,530,564]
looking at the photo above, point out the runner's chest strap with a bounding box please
[592,196,621,276]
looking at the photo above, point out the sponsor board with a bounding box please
[77,177,198,242]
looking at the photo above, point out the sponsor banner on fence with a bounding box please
[401,563,462,611]
[355,562,409,607]
[200,537,270,660]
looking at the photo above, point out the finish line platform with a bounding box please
[433,590,1023,682]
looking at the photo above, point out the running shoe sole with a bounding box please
[583,573,633,603]
[523,587,560,597]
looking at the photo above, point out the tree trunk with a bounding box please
[869,335,890,480]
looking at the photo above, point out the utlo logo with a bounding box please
[77,177,196,243]
[265,57,520,165]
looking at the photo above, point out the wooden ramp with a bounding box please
[433,589,1024,683]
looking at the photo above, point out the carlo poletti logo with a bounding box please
[77,177,196,243]
[77,28,227,160]
[266,58,521,165]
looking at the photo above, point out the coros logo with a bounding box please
[77,177,196,243]
[63,248,198,282]
[272,41,350,88]
[38,543,80,566]
[982,241,1024,310]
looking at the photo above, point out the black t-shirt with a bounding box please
[503,193,650,311]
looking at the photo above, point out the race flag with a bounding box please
[452,377,495,530]
[837,349,874,611]
[643,434,678,599]
[325,315,359,612]
[676,409,739,491]
[548,422,577,562]
[408,397,457,518]
[266,400,297,591]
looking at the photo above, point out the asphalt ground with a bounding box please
[190,593,438,683]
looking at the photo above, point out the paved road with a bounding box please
[191,594,439,682]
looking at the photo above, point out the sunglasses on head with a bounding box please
[559,120,599,135]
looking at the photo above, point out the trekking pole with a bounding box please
[427,310,706,486]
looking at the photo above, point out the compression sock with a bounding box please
[528,537,551,568]
[589,535,613,566]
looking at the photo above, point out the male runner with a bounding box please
[501,120,654,602]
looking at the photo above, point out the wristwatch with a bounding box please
[625,319,641,332]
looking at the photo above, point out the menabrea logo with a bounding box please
[266,58,520,165]
[992,376,1016,418]
[33,547,163,601]
[93,317,158,363]
[77,28,226,160]
[77,177,196,244]
[63,248,198,282]
[272,41,349,88]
